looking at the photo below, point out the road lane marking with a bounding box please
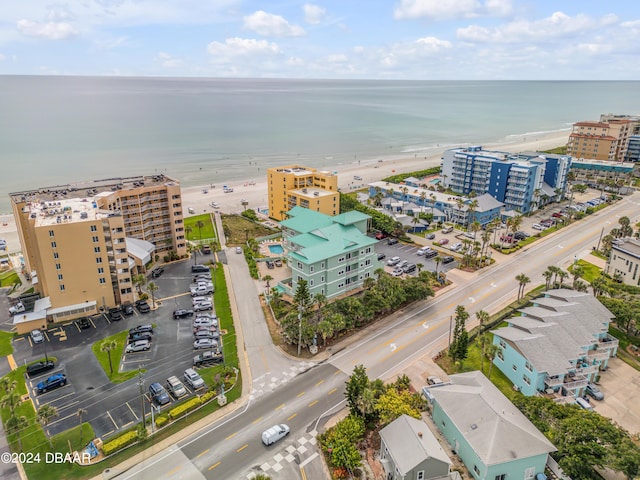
[167,465,182,476]
[196,449,209,459]
[334,370,342,376]
[315,379,325,387]
[300,452,319,468]
[106,411,118,429]
[237,444,248,453]
[252,417,263,424]
[225,432,237,440]
[308,400,318,407]
[275,403,285,410]
[287,413,297,421]
[328,388,337,395]
[297,391,305,397]
[208,461,221,471]
[126,402,138,419]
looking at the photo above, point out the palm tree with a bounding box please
[187,242,199,265]
[100,339,118,375]
[434,256,442,275]
[515,273,531,300]
[132,274,146,295]
[571,264,584,288]
[195,220,205,240]
[486,343,499,380]
[411,215,420,233]
[470,220,481,241]
[558,270,569,287]
[37,404,59,447]
[416,263,424,273]
[400,186,409,212]
[147,281,159,309]
[77,408,88,444]
[510,215,523,237]
[263,275,273,288]
[542,269,553,290]
[317,320,334,347]
[270,287,282,306]
[184,225,193,241]
[6,415,29,451]
[476,310,490,373]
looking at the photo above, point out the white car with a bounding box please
[193,301,213,312]
[193,317,218,328]
[125,340,151,353]
[184,368,205,389]
[194,338,218,350]
[166,376,187,398]
[386,256,401,266]
[30,329,44,344]
[532,223,545,230]
[416,246,431,256]
[450,243,463,252]
[392,267,404,277]
[262,424,290,446]
[9,302,26,315]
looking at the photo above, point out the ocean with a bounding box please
[2,76,640,214]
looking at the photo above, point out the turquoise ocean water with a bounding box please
[2,76,640,213]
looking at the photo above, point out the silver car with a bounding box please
[30,329,44,344]
[193,338,218,350]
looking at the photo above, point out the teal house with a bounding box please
[490,289,617,400]
[430,372,556,480]
[279,207,379,299]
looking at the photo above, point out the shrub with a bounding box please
[102,430,139,456]
[200,391,216,403]
[241,209,259,221]
[169,397,202,420]
[155,414,169,428]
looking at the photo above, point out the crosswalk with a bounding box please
[248,361,316,401]
[245,430,319,478]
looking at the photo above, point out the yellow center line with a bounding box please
[379,316,450,363]
[252,417,263,424]
[225,432,237,440]
[167,466,182,476]
[275,403,285,410]
[308,400,318,407]
[328,388,337,395]
[297,391,305,397]
[196,449,209,459]
[287,413,297,421]
[315,379,325,387]
[237,444,248,453]
[366,322,420,355]
[301,466,307,480]
[208,461,221,471]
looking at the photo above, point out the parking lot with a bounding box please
[9,249,224,440]
[374,236,459,276]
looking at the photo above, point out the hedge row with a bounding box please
[243,246,259,279]
[169,397,202,420]
[102,430,139,456]
[155,414,169,428]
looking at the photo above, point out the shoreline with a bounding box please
[0,129,569,256]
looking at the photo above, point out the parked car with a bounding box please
[8,302,26,315]
[173,309,194,319]
[386,256,401,266]
[398,260,408,268]
[424,250,438,259]
[125,340,151,353]
[551,212,564,218]
[151,267,164,278]
[274,259,283,267]
[387,238,399,245]
[586,383,604,401]
[375,232,387,240]
[235,246,243,254]
[37,373,67,394]
[108,307,123,321]
[403,263,417,274]
[439,238,449,245]
[194,338,218,350]
[183,368,205,389]
[417,246,431,256]
[377,253,386,261]
[166,376,187,398]
[194,329,218,340]
[77,317,92,329]
[514,231,529,241]
[30,329,44,344]
[442,256,455,264]
[426,233,436,240]
[201,244,211,254]
[149,382,171,406]
[191,264,209,273]
[450,243,462,252]
[262,424,290,446]
[191,285,213,296]
[427,375,444,386]
[193,272,212,281]
[129,324,154,335]
[441,226,453,234]
[392,267,404,277]
[576,396,594,411]
[193,317,218,329]
[136,300,150,313]
[532,223,545,231]
[128,332,152,343]
[26,360,55,377]
[193,300,213,312]
[122,303,134,315]
[266,260,275,269]
[193,351,224,367]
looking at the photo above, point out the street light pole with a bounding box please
[138,368,146,428]
[297,303,303,356]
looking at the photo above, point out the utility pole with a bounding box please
[138,368,146,428]
[297,303,303,356]
[596,226,605,253]
[448,315,453,349]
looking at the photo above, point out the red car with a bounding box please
[551,212,563,218]
[439,238,449,245]
[375,232,387,240]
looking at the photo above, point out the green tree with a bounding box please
[345,365,369,417]
[374,388,422,426]
[515,273,531,301]
[100,339,118,375]
[262,275,273,288]
[6,415,29,451]
[195,219,205,240]
[37,404,59,447]
[449,305,469,365]
[132,273,146,295]
[476,310,490,373]
[485,343,499,380]
[77,408,88,444]
[147,281,159,309]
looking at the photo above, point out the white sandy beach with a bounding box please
[0,130,569,256]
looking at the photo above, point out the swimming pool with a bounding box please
[268,244,284,255]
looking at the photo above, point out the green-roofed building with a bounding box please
[280,207,379,299]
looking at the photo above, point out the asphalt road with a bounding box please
[112,192,640,480]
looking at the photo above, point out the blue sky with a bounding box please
[1,0,639,79]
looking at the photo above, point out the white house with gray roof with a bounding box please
[491,289,617,401]
[379,414,459,480]
[430,371,556,480]
[605,237,640,286]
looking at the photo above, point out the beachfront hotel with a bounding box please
[441,146,571,214]
[566,115,640,162]
[267,165,339,221]
[278,207,378,299]
[9,174,186,328]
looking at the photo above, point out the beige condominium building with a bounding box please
[10,174,186,326]
[567,117,639,162]
[606,238,640,287]
[267,165,339,221]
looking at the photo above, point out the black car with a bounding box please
[129,324,154,335]
[108,307,123,321]
[377,253,386,261]
[442,256,455,264]
[122,303,134,315]
[424,250,438,259]
[191,264,209,273]
[151,267,164,278]
[77,317,91,329]
[26,360,55,377]
[514,231,530,240]
[266,260,275,269]
[193,350,224,367]
[128,332,152,343]
[426,233,436,240]
[37,373,67,394]
[403,263,417,273]
[136,300,150,313]
[387,238,399,245]
[149,382,171,406]
[173,309,194,319]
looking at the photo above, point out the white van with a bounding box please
[576,397,593,411]
[261,424,290,446]
[417,246,432,256]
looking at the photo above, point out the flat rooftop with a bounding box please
[289,187,336,198]
[271,166,334,176]
[23,197,116,227]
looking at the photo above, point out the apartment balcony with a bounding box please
[596,334,619,351]
[563,374,588,390]
[544,375,564,387]
[575,364,599,376]
[587,350,611,362]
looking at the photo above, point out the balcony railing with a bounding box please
[596,334,619,351]
[544,375,564,387]
[575,364,599,375]
[563,374,588,390]
[587,350,611,362]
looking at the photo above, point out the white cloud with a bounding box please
[0,53,5,61]
[326,53,348,63]
[155,52,182,68]
[394,0,512,20]
[243,11,305,37]
[16,19,78,40]
[207,37,281,61]
[303,4,326,24]
[95,36,129,49]
[287,56,305,66]
[416,36,453,52]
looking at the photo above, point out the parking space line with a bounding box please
[106,411,118,429]
[120,421,133,430]
[126,402,139,419]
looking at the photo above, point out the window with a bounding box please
[321,276,325,282]
[98,267,104,274]
[338,270,344,275]
[417,472,425,480]
[523,375,531,386]
[53,252,59,259]
[310,280,314,286]
[338,282,344,288]
[495,475,506,480]
[310,266,314,273]
[49,230,55,237]
[94,246,101,253]
[499,339,506,349]
[512,364,517,371]
[338,256,345,263]
[297,262,303,269]
[99,278,106,284]
[90,225,97,232]
[51,241,57,248]
[497,350,504,361]
[474,465,480,475]
[96,257,103,264]
[321,262,325,268]
[525,361,533,372]
[57,274,63,281]
[92,236,99,242]
[55,263,61,270]
[59,284,65,291]
[365,247,371,253]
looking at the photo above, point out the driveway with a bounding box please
[591,358,640,435]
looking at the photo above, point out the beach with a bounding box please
[0,129,569,256]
